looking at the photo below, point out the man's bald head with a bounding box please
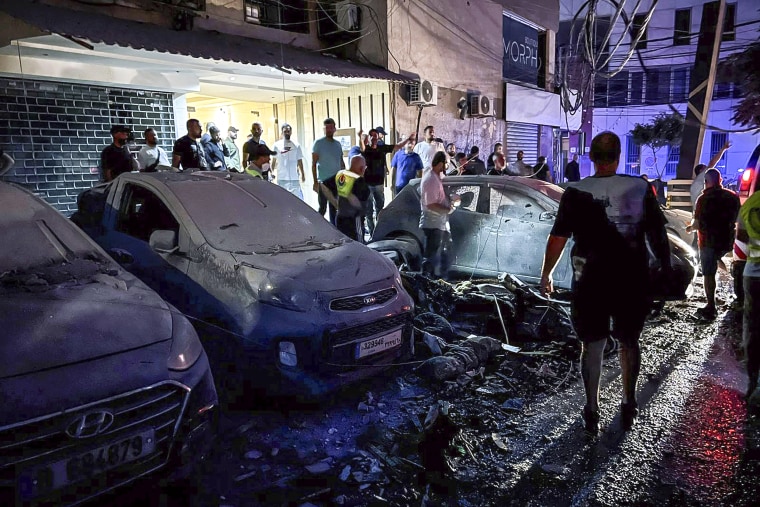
[704,168,722,187]
[349,155,366,175]
[589,131,621,169]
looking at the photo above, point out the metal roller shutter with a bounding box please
[505,122,539,165]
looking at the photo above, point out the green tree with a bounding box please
[719,41,760,131]
[630,112,684,179]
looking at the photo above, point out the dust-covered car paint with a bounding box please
[0,182,217,506]
[369,175,696,299]
[73,172,414,398]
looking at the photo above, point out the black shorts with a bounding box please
[571,280,649,346]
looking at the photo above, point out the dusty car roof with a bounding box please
[0,183,103,272]
[120,171,344,253]
[437,175,566,202]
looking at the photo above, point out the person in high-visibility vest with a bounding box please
[738,190,760,399]
[322,155,370,242]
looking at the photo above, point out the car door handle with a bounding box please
[108,248,134,265]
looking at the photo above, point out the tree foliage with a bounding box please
[630,112,684,178]
[719,41,760,131]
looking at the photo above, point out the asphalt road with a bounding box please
[122,277,759,507]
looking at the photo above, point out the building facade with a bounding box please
[1,0,564,213]
[559,0,759,183]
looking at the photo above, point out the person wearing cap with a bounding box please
[738,190,760,398]
[243,122,270,177]
[172,119,208,171]
[359,127,414,235]
[321,155,370,242]
[312,118,345,224]
[271,123,305,199]
[224,126,242,173]
[201,125,229,171]
[374,126,387,146]
[246,143,276,179]
[137,128,170,172]
[101,125,137,182]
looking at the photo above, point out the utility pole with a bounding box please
[670,0,725,211]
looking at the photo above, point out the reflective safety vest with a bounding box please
[741,191,760,263]
[336,169,359,198]
[245,166,263,179]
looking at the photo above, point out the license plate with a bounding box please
[18,428,156,500]
[356,328,403,359]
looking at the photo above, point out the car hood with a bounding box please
[0,276,174,380]
[232,240,397,291]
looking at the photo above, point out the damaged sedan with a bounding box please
[369,175,696,299]
[0,182,217,506]
[72,172,414,400]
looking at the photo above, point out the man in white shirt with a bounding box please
[413,125,444,170]
[137,128,170,172]
[272,123,305,199]
[420,151,459,277]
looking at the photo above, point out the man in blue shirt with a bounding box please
[311,118,345,224]
[391,140,423,196]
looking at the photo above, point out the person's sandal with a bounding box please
[621,401,639,431]
[696,306,717,320]
[583,405,600,435]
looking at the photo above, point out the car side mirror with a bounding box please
[149,229,179,254]
[539,211,556,222]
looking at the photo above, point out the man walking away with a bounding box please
[540,131,672,435]
[738,191,760,399]
[565,153,580,182]
[312,118,345,224]
[322,155,370,242]
[691,140,731,213]
[137,128,170,172]
[102,125,137,182]
[360,128,413,234]
[172,119,208,171]
[391,139,423,196]
[420,152,460,277]
[272,123,305,199]
[687,168,741,319]
[224,126,242,173]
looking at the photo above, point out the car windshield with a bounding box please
[0,185,105,274]
[169,178,345,253]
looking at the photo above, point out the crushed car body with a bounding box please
[0,182,217,506]
[72,171,414,398]
[369,175,696,300]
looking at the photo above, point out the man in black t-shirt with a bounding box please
[101,125,136,181]
[359,128,413,235]
[172,118,208,171]
[540,131,671,435]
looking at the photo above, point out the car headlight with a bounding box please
[167,312,204,371]
[243,266,314,312]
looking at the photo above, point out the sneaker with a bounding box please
[621,401,639,431]
[696,306,717,320]
[583,405,600,435]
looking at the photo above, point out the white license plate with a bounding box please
[356,329,403,359]
[18,428,156,500]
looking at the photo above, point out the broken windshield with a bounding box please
[169,178,345,253]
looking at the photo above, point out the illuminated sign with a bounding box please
[503,15,542,86]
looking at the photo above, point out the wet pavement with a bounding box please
[125,274,760,507]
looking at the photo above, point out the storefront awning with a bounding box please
[0,0,413,83]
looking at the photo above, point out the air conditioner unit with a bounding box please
[469,94,495,117]
[409,79,438,106]
[318,0,362,40]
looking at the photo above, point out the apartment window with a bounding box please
[713,81,734,99]
[607,71,629,107]
[630,72,643,105]
[625,135,640,175]
[665,145,680,176]
[723,3,736,42]
[672,69,689,102]
[710,132,728,172]
[632,14,648,49]
[244,0,309,33]
[644,70,670,105]
[594,79,609,108]
[674,8,691,46]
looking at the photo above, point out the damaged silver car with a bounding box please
[369,175,696,299]
[0,182,217,506]
[73,172,414,399]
